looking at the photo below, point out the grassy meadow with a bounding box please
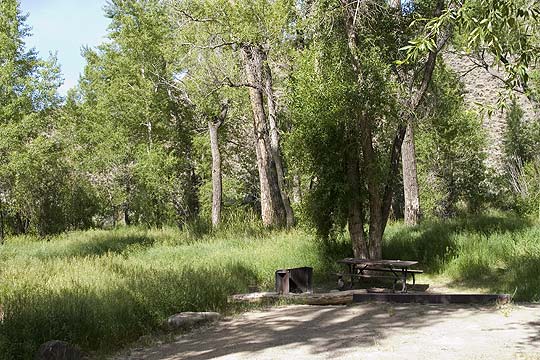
[0,213,539,358]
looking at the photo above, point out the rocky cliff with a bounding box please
[444,51,539,173]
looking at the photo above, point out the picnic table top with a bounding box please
[337,258,419,267]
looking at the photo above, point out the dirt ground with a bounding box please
[111,303,540,360]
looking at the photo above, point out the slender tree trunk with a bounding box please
[358,113,385,260]
[124,181,131,226]
[292,174,302,204]
[124,205,131,226]
[241,45,286,227]
[264,63,295,227]
[390,0,421,226]
[0,198,4,244]
[209,103,227,228]
[402,120,421,225]
[15,213,27,235]
[209,121,222,227]
[341,1,385,259]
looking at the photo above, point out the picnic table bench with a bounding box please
[336,258,423,293]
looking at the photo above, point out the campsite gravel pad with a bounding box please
[112,303,540,360]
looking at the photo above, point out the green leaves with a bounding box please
[401,0,540,91]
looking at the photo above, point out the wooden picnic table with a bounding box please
[336,258,422,292]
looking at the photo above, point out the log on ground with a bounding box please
[228,290,368,305]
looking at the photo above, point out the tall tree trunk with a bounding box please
[241,45,286,227]
[264,63,295,227]
[346,149,369,258]
[401,120,421,225]
[209,120,222,227]
[390,0,421,226]
[341,0,385,259]
[360,117,385,260]
[124,205,131,226]
[209,102,227,228]
[124,181,131,226]
[15,213,27,235]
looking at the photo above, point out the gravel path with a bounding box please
[113,303,540,360]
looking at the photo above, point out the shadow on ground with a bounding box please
[120,303,540,360]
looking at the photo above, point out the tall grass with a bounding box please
[384,213,540,301]
[0,221,347,359]
[0,212,539,358]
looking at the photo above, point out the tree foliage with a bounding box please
[0,0,538,247]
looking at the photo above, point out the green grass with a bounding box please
[0,223,348,359]
[0,212,539,358]
[384,212,540,301]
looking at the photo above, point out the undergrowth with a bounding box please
[384,212,540,301]
[0,212,539,358]
[0,217,346,359]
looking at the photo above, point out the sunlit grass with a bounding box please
[0,222,346,359]
[384,213,540,301]
[0,212,539,358]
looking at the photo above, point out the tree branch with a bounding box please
[222,77,262,91]
[177,41,237,50]
[178,10,217,23]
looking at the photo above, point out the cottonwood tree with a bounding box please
[403,0,540,216]
[390,0,422,226]
[0,0,79,237]
[337,0,449,258]
[75,0,198,227]
[0,0,35,239]
[168,0,296,227]
[336,0,539,257]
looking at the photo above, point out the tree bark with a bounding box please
[292,174,302,204]
[341,0,384,259]
[389,0,421,227]
[264,63,295,227]
[241,45,286,227]
[388,0,422,226]
[209,121,222,227]
[401,120,421,225]
[209,103,227,228]
[346,148,368,258]
[361,121,384,260]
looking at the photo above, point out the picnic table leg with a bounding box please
[401,269,407,292]
[349,264,354,289]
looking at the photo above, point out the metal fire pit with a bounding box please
[275,267,313,294]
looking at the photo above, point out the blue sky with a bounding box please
[20,0,110,95]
